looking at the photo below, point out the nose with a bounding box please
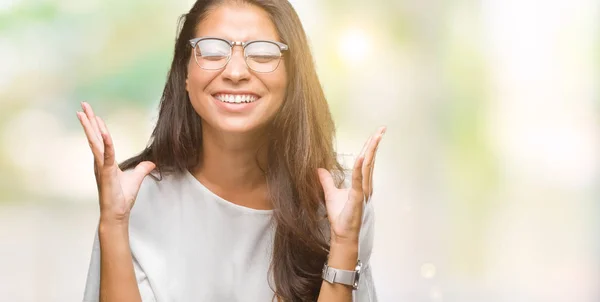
[221,46,250,83]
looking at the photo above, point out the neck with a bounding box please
[190,123,271,210]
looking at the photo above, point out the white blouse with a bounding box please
[83,170,377,301]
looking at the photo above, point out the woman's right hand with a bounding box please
[77,102,156,225]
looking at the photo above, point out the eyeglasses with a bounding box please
[189,37,289,73]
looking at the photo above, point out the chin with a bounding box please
[214,117,267,134]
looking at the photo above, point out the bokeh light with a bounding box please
[338,28,371,64]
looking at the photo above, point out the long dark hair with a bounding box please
[120,0,345,300]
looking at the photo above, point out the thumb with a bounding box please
[317,168,337,198]
[131,161,156,188]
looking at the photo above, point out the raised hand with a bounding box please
[76,102,155,224]
[317,126,386,245]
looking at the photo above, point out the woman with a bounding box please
[80,0,385,301]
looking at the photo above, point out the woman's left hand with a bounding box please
[318,126,386,246]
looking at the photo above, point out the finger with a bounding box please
[362,127,386,201]
[118,161,155,205]
[81,102,102,142]
[349,154,365,203]
[362,134,382,202]
[95,116,116,167]
[361,137,376,202]
[348,135,373,203]
[370,127,386,175]
[77,111,104,164]
[362,134,377,200]
[317,168,336,199]
[368,144,380,201]
[358,135,373,159]
[132,161,156,190]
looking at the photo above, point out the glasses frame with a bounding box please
[188,37,289,73]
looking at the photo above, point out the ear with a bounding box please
[185,77,189,92]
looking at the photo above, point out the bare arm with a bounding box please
[317,126,385,302]
[316,242,359,302]
[78,102,155,302]
[98,220,141,302]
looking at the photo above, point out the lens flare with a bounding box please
[338,28,371,64]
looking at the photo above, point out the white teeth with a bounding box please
[215,94,258,104]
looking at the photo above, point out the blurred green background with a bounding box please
[0,0,598,301]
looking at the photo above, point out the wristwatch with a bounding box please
[321,260,362,290]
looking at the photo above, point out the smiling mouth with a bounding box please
[213,93,260,104]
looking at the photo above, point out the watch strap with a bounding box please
[322,260,362,289]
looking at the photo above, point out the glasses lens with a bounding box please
[244,41,282,72]
[195,39,231,70]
